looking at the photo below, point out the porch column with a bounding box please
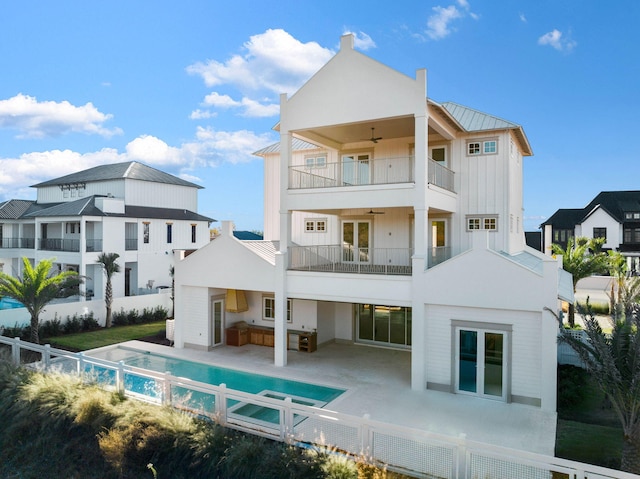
[274,251,287,367]
[411,271,427,390]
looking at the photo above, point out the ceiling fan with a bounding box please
[364,127,382,143]
[366,209,385,215]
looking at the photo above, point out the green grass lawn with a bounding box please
[555,419,622,469]
[46,321,166,351]
[556,365,623,469]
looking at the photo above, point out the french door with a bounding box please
[456,328,507,400]
[342,153,371,186]
[342,220,370,263]
[211,299,224,347]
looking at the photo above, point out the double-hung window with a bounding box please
[263,296,292,322]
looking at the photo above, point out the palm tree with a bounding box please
[0,258,80,344]
[551,236,608,327]
[560,303,640,473]
[96,252,121,328]
[607,250,627,318]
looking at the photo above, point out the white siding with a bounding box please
[580,208,620,249]
[179,285,210,348]
[124,180,198,210]
[425,305,542,400]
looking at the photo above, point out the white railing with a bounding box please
[428,157,455,193]
[289,157,414,189]
[0,335,635,479]
[558,329,588,367]
[289,245,413,275]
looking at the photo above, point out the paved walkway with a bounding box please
[89,340,557,456]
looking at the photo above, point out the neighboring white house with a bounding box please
[0,161,213,301]
[174,35,571,413]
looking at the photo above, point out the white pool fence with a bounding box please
[0,335,634,479]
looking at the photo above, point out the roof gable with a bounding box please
[284,35,425,131]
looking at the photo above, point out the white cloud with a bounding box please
[538,29,577,53]
[342,30,376,50]
[519,13,527,23]
[0,148,122,198]
[0,125,276,200]
[187,29,334,119]
[425,1,477,40]
[189,109,217,120]
[187,29,334,96]
[0,94,122,139]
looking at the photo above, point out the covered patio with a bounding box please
[114,339,557,456]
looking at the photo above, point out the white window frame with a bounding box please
[305,154,327,169]
[467,138,498,156]
[304,218,328,233]
[467,215,498,232]
[262,296,292,322]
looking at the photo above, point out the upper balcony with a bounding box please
[289,156,454,193]
[288,245,453,276]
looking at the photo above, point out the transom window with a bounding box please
[467,216,498,231]
[305,155,327,169]
[467,139,498,156]
[263,296,292,322]
[305,218,327,233]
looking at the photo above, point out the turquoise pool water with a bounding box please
[0,298,24,310]
[87,347,344,422]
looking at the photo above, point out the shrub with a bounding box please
[82,312,100,332]
[141,307,155,324]
[576,301,609,315]
[40,316,63,339]
[63,314,83,334]
[153,306,168,321]
[557,364,588,408]
[112,308,128,327]
[127,309,139,325]
[0,323,29,340]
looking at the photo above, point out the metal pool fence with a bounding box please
[0,335,635,479]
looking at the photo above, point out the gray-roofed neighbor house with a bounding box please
[0,161,214,305]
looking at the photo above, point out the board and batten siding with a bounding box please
[180,285,211,349]
[425,304,542,401]
[124,180,198,210]
[36,180,126,203]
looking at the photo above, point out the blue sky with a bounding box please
[1,1,638,232]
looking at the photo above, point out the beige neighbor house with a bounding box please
[174,35,571,430]
[0,161,213,303]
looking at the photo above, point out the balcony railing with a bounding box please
[289,156,456,193]
[428,246,452,268]
[289,157,414,190]
[39,238,80,252]
[125,238,138,251]
[289,245,413,275]
[85,239,103,252]
[427,158,455,193]
[0,238,35,249]
[289,245,456,274]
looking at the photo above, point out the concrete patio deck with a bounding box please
[98,339,557,456]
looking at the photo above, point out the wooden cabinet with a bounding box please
[249,327,274,347]
[226,327,248,346]
[298,332,317,353]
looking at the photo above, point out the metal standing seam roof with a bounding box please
[253,138,321,156]
[238,240,279,264]
[31,161,203,189]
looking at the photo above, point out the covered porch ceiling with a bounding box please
[288,114,457,150]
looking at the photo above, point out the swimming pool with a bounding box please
[85,347,344,424]
[0,297,24,310]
